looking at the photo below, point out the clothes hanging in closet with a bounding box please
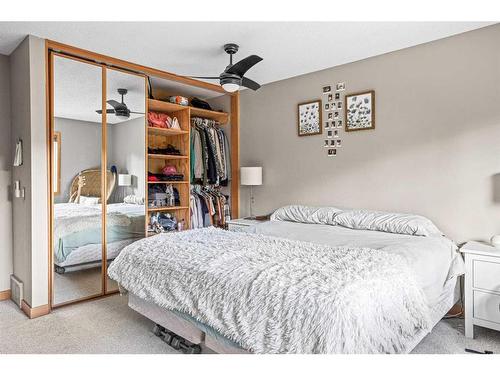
[190,117,231,186]
[190,186,230,229]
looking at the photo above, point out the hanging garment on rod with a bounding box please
[190,117,231,186]
[190,185,230,229]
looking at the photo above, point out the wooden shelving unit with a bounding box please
[146,97,232,236]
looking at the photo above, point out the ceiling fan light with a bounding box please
[116,114,129,120]
[221,82,240,92]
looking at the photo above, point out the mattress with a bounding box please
[54,202,145,265]
[247,220,464,307]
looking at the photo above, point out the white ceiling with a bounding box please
[0,22,494,90]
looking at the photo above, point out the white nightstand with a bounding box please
[226,218,265,233]
[461,241,500,339]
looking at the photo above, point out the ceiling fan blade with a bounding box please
[189,76,220,80]
[96,109,116,114]
[226,55,263,76]
[129,111,145,115]
[241,77,261,91]
[107,99,122,109]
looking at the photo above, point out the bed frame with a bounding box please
[126,275,459,354]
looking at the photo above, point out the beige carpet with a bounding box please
[1,295,499,354]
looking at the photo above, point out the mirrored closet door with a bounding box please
[104,68,146,293]
[51,53,146,306]
[52,55,104,306]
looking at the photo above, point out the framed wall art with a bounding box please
[344,90,375,132]
[297,99,322,136]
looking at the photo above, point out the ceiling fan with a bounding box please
[96,88,144,120]
[190,43,263,92]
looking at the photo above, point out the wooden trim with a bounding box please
[230,93,240,219]
[297,99,323,137]
[46,42,54,311]
[344,90,375,132]
[52,290,119,310]
[21,300,50,319]
[101,66,107,294]
[0,289,11,301]
[46,40,227,94]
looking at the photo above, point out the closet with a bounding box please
[47,41,240,309]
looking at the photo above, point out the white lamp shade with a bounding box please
[118,174,132,187]
[240,167,262,186]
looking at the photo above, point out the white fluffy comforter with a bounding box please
[108,227,432,354]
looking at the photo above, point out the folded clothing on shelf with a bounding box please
[148,144,181,155]
[148,172,185,182]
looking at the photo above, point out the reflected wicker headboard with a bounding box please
[69,168,116,203]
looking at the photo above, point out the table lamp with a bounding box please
[240,167,262,219]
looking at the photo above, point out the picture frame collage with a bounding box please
[322,82,345,157]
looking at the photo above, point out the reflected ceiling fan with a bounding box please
[190,43,263,92]
[96,88,144,120]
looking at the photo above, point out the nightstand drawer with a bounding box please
[473,290,500,324]
[473,260,500,292]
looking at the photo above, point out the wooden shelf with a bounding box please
[190,107,229,124]
[148,99,229,124]
[147,180,189,184]
[148,99,189,113]
[148,154,188,160]
[147,206,189,212]
[148,127,188,136]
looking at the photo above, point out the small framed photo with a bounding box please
[334,111,340,120]
[328,148,337,157]
[324,139,329,147]
[330,140,336,147]
[327,130,333,138]
[336,101,343,110]
[328,94,333,102]
[322,85,332,94]
[337,120,343,129]
[336,139,342,147]
[331,102,337,111]
[324,103,330,111]
[333,130,339,138]
[328,112,333,120]
[345,90,375,132]
[298,99,322,136]
[335,92,340,100]
[325,121,331,129]
[336,82,346,91]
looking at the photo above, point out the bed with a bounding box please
[108,205,465,354]
[54,202,145,273]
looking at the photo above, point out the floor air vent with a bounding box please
[10,275,23,307]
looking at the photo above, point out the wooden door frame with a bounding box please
[46,40,240,312]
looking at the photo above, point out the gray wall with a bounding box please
[240,24,500,243]
[54,118,105,203]
[110,117,145,200]
[10,35,48,307]
[0,54,12,292]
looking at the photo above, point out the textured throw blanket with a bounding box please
[108,227,432,353]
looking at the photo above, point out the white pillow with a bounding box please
[123,195,144,205]
[333,209,443,237]
[79,196,100,205]
[270,205,341,225]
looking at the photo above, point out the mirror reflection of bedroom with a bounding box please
[52,55,145,306]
